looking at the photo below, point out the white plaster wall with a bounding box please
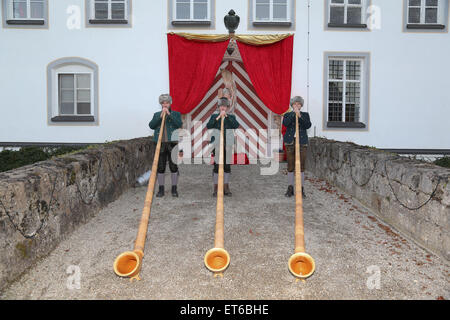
[0,0,170,143]
[0,0,449,149]
[308,0,450,149]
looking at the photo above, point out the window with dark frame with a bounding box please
[89,0,128,24]
[5,0,46,25]
[406,0,446,29]
[328,0,367,28]
[58,74,92,117]
[254,0,289,22]
[173,0,210,23]
[327,57,366,128]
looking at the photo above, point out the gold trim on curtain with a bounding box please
[281,106,293,116]
[235,34,293,45]
[168,32,230,42]
[168,32,293,45]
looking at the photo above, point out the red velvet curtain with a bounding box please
[236,35,294,115]
[167,34,230,114]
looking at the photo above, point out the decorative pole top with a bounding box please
[224,9,240,35]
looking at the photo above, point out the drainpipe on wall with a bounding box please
[307,0,311,114]
[307,0,316,138]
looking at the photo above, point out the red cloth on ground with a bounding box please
[210,153,250,165]
[233,153,249,165]
[281,123,287,161]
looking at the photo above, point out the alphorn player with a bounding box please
[149,94,183,197]
[283,96,312,198]
[207,97,240,197]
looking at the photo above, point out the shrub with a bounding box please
[0,146,87,173]
[434,156,450,169]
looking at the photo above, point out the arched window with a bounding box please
[47,58,98,125]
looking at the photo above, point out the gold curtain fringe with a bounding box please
[169,32,230,42]
[281,106,292,116]
[235,34,293,45]
[168,32,293,45]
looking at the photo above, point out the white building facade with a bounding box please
[0,0,449,151]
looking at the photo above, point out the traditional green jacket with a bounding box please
[282,111,312,145]
[149,110,182,142]
[206,113,240,145]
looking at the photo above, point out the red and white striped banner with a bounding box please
[188,60,271,163]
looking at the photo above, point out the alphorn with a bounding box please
[204,115,230,277]
[287,113,315,280]
[113,112,167,282]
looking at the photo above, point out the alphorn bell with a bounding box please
[113,112,167,282]
[287,113,315,280]
[204,115,230,277]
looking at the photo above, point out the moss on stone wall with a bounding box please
[15,240,33,259]
[434,157,450,169]
[0,146,89,173]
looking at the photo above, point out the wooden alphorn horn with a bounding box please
[287,113,316,280]
[204,116,230,277]
[113,112,167,282]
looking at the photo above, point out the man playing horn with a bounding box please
[283,96,312,198]
[207,97,240,197]
[149,94,183,197]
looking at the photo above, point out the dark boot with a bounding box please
[171,185,178,197]
[285,185,294,197]
[224,183,232,196]
[156,185,164,197]
[302,187,306,198]
[213,184,218,197]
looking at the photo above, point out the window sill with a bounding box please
[327,121,366,129]
[171,20,211,26]
[6,19,45,25]
[89,19,128,24]
[51,116,95,122]
[252,21,292,27]
[406,24,445,30]
[327,23,368,29]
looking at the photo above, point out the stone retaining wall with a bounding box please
[306,138,450,261]
[0,137,155,291]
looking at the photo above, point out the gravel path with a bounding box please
[1,164,448,300]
